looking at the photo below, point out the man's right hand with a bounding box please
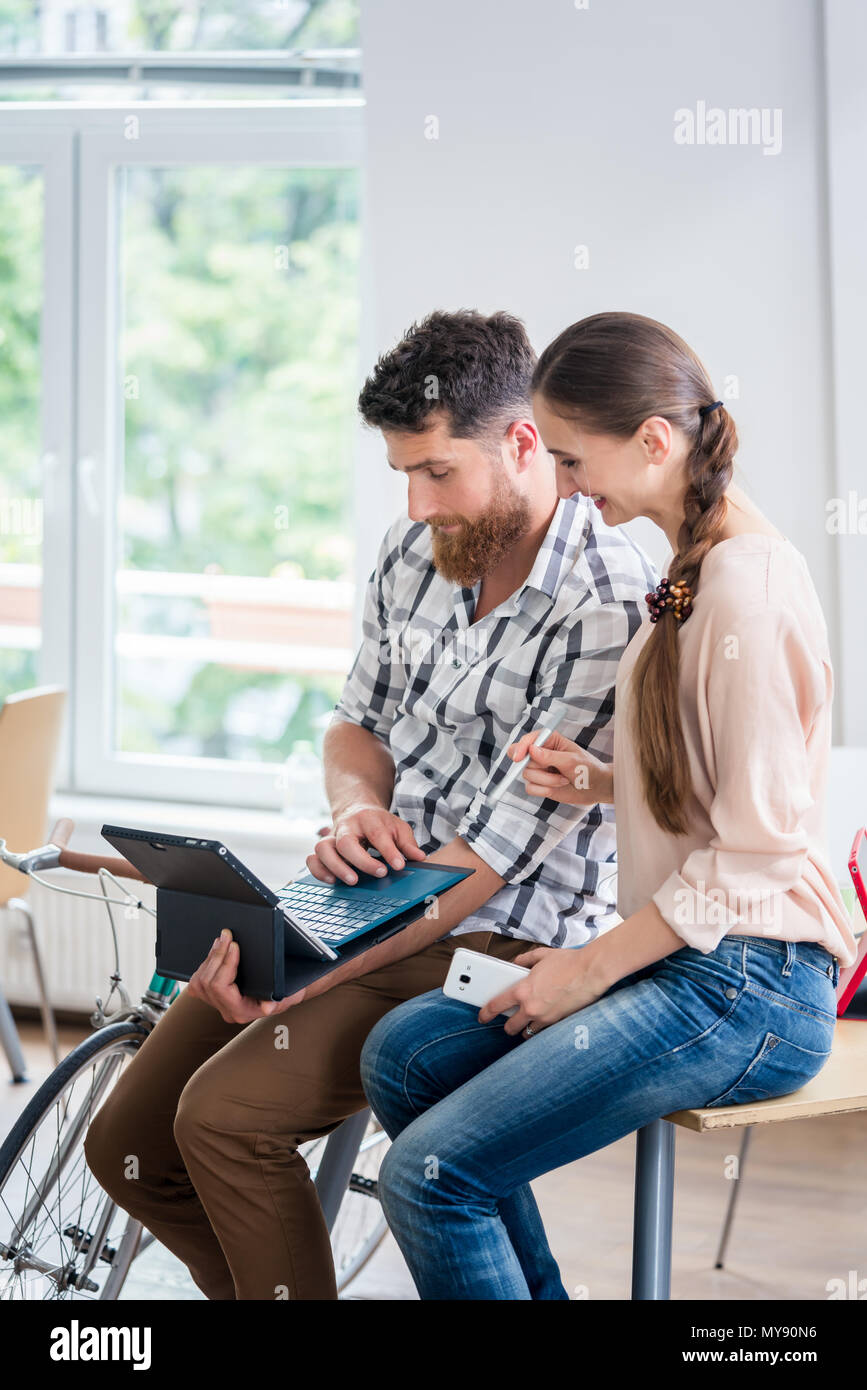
[306,803,427,884]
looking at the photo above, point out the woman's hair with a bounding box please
[532,311,738,835]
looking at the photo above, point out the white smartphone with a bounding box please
[443,947,530,1018]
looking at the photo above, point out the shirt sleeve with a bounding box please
[328,525,406,745]
[455,597,643,884]
[651,605,827,951]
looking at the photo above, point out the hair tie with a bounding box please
[645,575,694,624]
[699,399,724,417]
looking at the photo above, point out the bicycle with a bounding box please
[0,818,389,1300]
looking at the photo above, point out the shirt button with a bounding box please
[724,987,738,1000]
[452,658,462,668]
[424,768,434,779]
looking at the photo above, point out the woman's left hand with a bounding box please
[478,944,611,1037]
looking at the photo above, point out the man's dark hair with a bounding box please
[357,309,536,440]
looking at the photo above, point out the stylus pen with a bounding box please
[487,711,566,806]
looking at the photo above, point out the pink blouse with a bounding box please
[613,533,858,967]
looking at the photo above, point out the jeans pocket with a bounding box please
[703,1030,833,1108]
[795,952,840,987]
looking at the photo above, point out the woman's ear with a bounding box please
[639,415,674,467]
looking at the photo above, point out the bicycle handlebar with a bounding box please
[59,847,149,884]
[49,820,150,883]
[0,818,150,885]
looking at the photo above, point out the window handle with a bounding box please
[79,455,100,517]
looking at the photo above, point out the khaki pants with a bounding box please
[83,928,530,1300]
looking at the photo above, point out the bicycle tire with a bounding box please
[1,1021,389,1299]
[0,1019,149,1299]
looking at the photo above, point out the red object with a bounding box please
[839,827,867,1016]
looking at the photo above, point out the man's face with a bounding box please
[384,414,532,587]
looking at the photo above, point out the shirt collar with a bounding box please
[521,495,589,599]
[452,495,589,619]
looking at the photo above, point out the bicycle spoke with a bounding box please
[0,1031,143,1299]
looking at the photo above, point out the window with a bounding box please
[115,160,360,770]
[0,0,364,808]
[0,164,43,696]
[0,0,360,103]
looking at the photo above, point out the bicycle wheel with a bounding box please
[301,1116,390,1291]
[129,1119,391,1296]
[0,1020,149,1300]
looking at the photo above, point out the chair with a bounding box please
[631,1016,867,1298]
[0,685,67,1081]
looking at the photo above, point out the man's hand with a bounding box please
[307,803,426,885]
[478,942,612,1036]
[185,929,307,1024]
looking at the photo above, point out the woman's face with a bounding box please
[532,391,676,528]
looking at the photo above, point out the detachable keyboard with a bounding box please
[277,878,415,944]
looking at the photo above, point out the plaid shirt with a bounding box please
[329,495,659,947]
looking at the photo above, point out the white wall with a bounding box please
[823,0,867,745]
[357,0,858,740]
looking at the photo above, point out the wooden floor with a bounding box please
[3,1018,864,1301]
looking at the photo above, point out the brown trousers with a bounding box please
[83,929,530,1300]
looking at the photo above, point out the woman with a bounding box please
[359,311,858,1300]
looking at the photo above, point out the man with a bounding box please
[84,309,658,1301]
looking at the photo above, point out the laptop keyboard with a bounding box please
[278,879,411,942]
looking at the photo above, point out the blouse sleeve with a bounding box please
[650,604,828,952]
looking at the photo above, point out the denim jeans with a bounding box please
[359,935,840,1300]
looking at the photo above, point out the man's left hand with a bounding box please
[185,929,307,1024]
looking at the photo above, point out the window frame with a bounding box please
[0,122,75,790]
[0,102,366,810]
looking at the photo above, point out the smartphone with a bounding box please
[840,826,867,1016]
[443,947,530,1018]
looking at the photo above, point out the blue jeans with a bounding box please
[359,935,840,1300]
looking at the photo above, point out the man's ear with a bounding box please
[508,419,540,472]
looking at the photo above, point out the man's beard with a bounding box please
[428,472,533,587]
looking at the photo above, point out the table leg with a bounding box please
[632,1118,676,1299]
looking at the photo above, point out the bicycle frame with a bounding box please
[0,818,388,1298]
[0,818,181,1021]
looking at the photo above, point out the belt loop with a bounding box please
[782,940,795,977]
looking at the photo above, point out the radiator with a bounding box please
[0,871,159,1014]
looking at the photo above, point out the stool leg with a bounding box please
[314,1108,371,1233]
[9,898,59,1068]
[714,1127,753,1269]
[632,1118,676,1299]
[0,983,28,1082]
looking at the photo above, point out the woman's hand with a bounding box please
[506,730,614,806]
[186,929,307,1025]
[478,944,612,1036]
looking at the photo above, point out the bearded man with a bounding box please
[84,309,658,1301]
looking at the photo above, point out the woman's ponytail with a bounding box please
[532,312,739,834]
